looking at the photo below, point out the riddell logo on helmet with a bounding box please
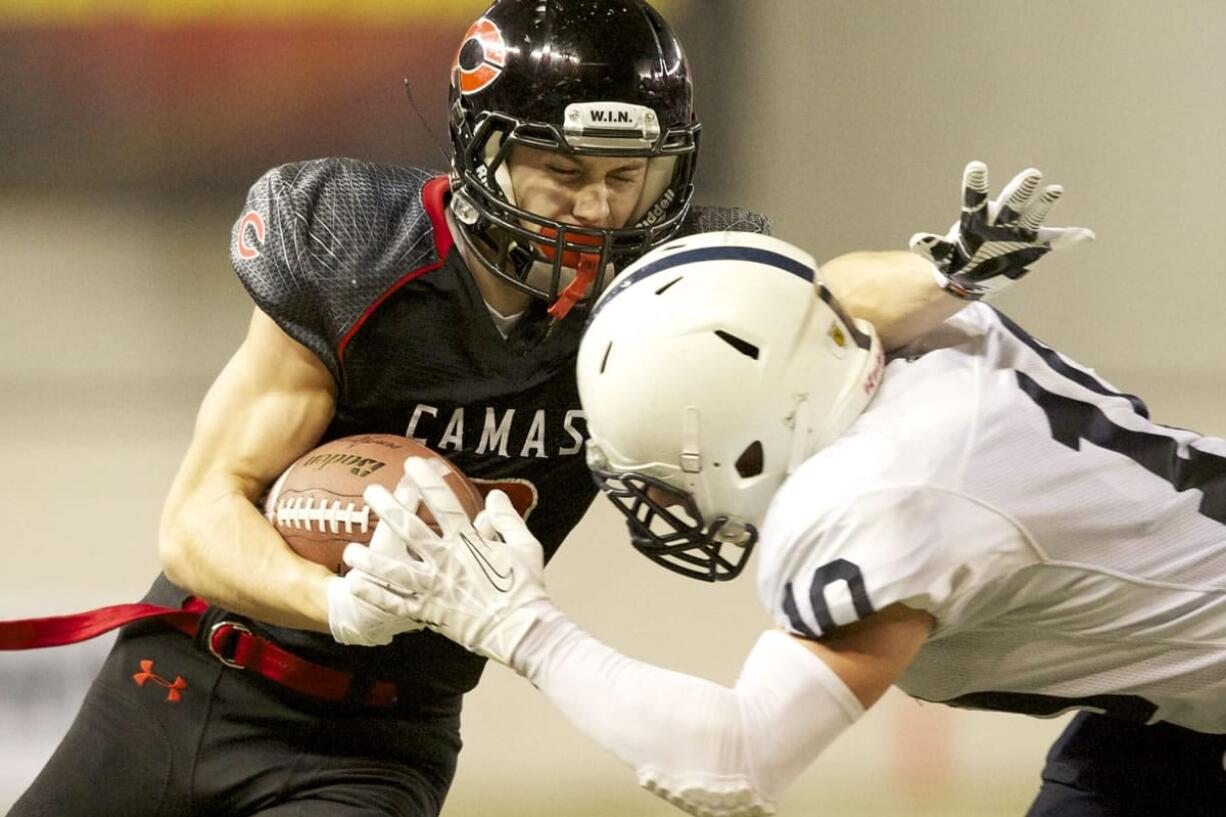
[638,188,677,228]
[453,17,507,95]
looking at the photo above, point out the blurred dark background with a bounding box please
[0,0,743,201]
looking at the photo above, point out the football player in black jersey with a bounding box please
[10,2,1002,816]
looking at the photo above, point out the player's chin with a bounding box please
[523,261,580,292]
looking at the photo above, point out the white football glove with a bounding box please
[326,573,402,646]
[343,457,549,667]
[326,481,427,647]
[910,160,1095,300]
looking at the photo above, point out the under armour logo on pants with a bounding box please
[132,659,188,702]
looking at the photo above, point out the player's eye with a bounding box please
[609,165,646,184]
[548,165,581,177]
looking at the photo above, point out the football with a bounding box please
[263,433,485,574]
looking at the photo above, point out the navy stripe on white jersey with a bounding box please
[757,303,1226,733]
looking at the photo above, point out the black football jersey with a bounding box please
[212,157,771,704]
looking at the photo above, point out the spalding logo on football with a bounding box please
[263,434,484,574]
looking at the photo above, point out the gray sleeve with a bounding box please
[229,159,443,382]
[231,161,337,378]
[679,205,773,237]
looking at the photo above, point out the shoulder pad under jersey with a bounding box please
[230,158,449,380]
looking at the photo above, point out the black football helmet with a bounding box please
[447,0,700,312]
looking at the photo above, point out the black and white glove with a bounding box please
[910,161,1095,300]
[342,458,550,667]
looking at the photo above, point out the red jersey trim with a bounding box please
[423,175,454,258]
[336,176,453,374]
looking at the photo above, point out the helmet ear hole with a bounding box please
[734,441,764,478]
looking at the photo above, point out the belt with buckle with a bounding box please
[0,595,399,708]
[197,618,399,707]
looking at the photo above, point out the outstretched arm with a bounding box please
[341,460,932,817]
[513,602,931,817]
[822,161,1094,351]
[819,250,959,352]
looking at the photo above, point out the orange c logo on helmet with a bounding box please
[236,210,265,260]
[453,17,508,95]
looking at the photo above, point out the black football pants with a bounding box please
[10,620,461,817]
[1026,711,1226,817]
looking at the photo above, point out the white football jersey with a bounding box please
[757,303,1226,733]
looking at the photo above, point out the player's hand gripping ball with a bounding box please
[263,434,484,574]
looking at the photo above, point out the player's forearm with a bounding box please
[512,607,862,817]
[160,485,333,632]
[156,309,339,630]
[819,250,963,352]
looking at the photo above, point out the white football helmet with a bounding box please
[577,231,884,581]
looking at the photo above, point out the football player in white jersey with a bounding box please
[339,167,1226,817]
